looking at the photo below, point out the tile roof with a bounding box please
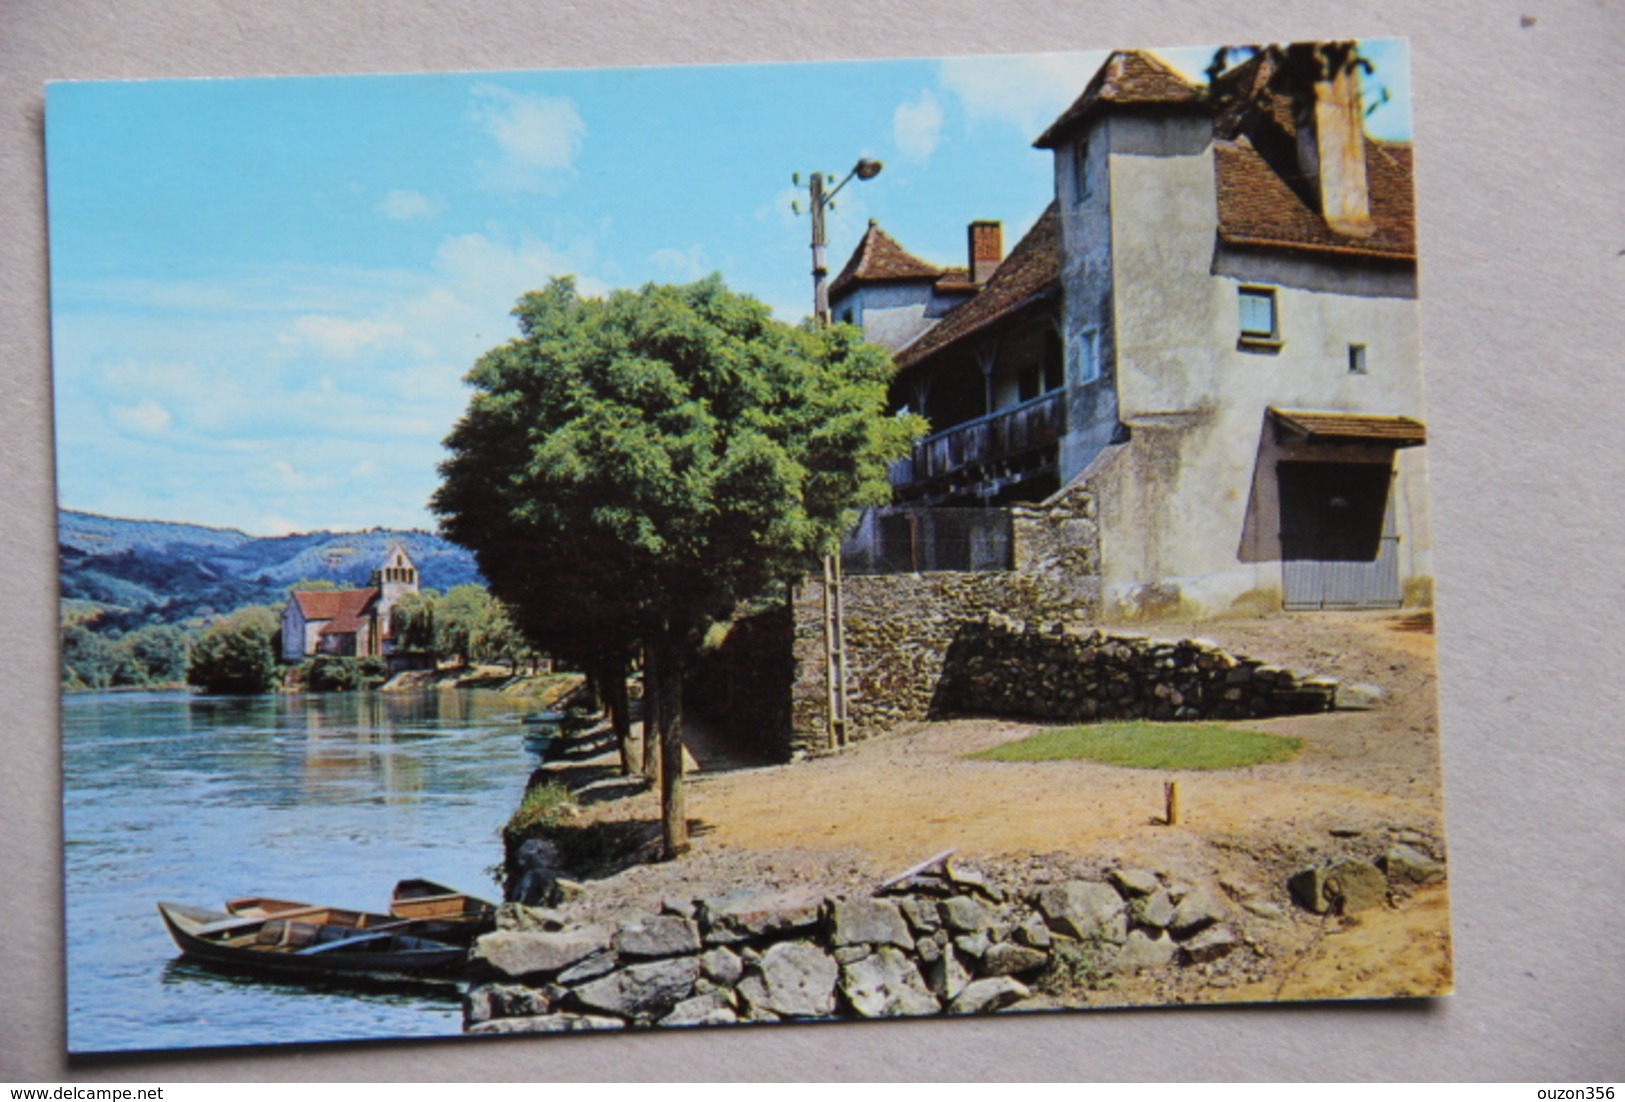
[829,221,946,300]
[1270,408,1427,447]
[1034,50,1204,149]
[293,588,380,634]
[893,202,1060,372]
[1215,135,1416,260]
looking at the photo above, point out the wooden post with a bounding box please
[1164,781,1180,826]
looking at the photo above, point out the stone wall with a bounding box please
[790,480,1105,756]
[462,860,1243,1033]
[684,602,796,762]
[936,614,1348,722]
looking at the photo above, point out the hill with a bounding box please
[59,509,485,633]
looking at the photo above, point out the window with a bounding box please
[1074,140,1093,204]
[1348,343,1368,374]
[1069,325,1102,384]
[1238,286,1280,347]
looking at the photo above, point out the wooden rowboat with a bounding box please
[157,901,465,981]
[225,880,496,945]
[388,879,497,944]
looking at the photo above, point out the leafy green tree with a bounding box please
[61,624,130,689]
[119,623,189,685]
[435,584,493,667]
[390,589,440,655]
[433,275,916,856]
[187,607,281,695]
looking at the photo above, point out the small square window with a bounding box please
[1348,343,1368,374]
[1074,140,1093,204]
[1238,286,1280,347]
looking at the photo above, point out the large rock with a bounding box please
[947,976,1030,1015]
[1382,844,1447,886]
[699,946,744,987]
[980,941,1049,977]
[614,914,702,959]
[699,890,823,945]
[1132,888,1176,930]
[830,898,912,949]
[570,956,701,1021]
[1034,881,1127,944]
[1169,889,1226,936]
[471,927,613,980]
[900,897,942,934]
[1334,682,1386,710]
[939,895,993,934]
[1181,925,1240,964]
[555,949,619,985]
[922,946,972,1002]
[463,982,558,1024]
[1289,858,1387,915]
[839,947,940,1018]
[1116,930,1177,972]
[658,992,738,1027]
[736,942,839,1019]
[1109,867,1160,897]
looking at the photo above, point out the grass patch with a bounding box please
[968,720,1303,770]
[505,779,576,839]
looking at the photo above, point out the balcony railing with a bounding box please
[892,389,1065,490]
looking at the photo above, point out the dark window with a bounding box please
[1348,343,1368,374]
[1074,140,1092,204]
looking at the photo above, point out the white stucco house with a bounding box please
[833,44,1430,618]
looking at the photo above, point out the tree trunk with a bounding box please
[604,653,634,777]
[651,636,689,859]
[640,645,660,780]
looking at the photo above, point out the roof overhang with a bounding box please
[1270,407,1427,448]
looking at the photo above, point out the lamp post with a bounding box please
[797,158,882,325]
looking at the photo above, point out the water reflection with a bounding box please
[64,687,528,1053]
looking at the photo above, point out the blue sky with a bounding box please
[47,40,1412,536]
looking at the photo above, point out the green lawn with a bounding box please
[967,720,1303,771]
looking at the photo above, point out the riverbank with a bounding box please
[475,610,1450,1027]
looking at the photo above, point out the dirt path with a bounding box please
[544,610,1452,1004]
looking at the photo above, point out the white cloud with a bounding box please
[280,315,406,358]
[893,90,944,162]
[470,85,586,192]
[939,51,1106,136]
[111,398,172,436]
[377,189,442,221]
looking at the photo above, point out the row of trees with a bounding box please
[389,585,538,670]
[61,622,190,690]
[432,275,916,858]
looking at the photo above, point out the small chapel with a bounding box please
[279,543,420,662]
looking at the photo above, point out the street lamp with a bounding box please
[795,158,882,325]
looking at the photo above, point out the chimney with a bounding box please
[1295,45,1374,238]
[968,220,1003,284]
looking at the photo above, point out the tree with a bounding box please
[433,275,916,857]
[390,589,440,656]
[436,584,493,667]
[187,607,281,694]
[119,623,189,685]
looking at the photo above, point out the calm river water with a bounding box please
[63,688,536,1054]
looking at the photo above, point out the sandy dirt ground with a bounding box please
[537,610,1452,1007]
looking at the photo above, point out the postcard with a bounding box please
[49,39,1448,1054]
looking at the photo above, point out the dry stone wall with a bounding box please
[462,861,1244,1033]
[936,614,1348,722]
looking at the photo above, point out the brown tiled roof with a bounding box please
[1215,134,1416,260]
[894,202,1060,371]
[293,588,379,634]
[829,221,945,299]
[1034,50,1204,149]
[1271,408,1426,447]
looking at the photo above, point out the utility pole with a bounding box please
[796,157,882,747]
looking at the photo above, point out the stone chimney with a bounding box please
[1295,46,1374,238]
[968,220,1003,284]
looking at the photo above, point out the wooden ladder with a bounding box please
[821,553,849,749]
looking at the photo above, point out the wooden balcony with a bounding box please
[892,389,1064,498]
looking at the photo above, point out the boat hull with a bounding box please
[158,902,466,981]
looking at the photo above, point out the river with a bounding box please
[63,688,536,1054]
